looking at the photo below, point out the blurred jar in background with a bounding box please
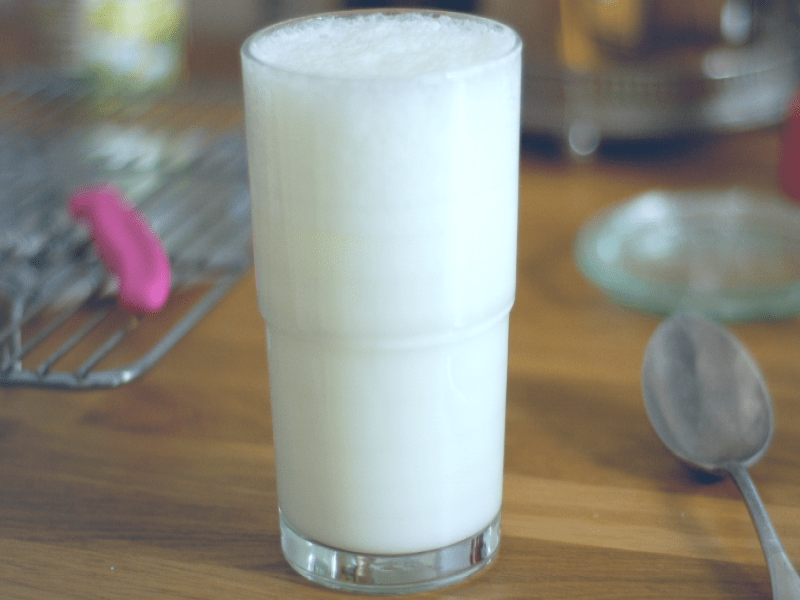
[23,0,193,196]
[25,0,186,103]
[73,0,186,116]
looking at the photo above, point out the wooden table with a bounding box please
[2,110,798,598]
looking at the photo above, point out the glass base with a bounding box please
[280,511,501,594]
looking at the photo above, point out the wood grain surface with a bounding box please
[2,99,799,599]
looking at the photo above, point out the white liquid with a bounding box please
[243,12,521,555]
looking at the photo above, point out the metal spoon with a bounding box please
[642,312,800,599]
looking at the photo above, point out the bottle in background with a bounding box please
[74,0,187,116]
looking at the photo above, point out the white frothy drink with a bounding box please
[243,11,521,556]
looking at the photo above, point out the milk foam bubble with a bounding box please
[248,12,519,78]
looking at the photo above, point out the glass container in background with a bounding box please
[74,0,186,117]
[30,0,186,108]
[36,0,194,198]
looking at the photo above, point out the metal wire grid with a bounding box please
[0,72,253,389]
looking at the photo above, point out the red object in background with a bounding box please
[780,91,800,201]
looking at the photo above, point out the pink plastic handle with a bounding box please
[780,90,800,202]
[69,184,171,314]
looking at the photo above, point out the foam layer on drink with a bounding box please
[247,12,519,78]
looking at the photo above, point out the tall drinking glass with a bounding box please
[241,10,521,593]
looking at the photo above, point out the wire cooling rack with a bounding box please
[0,71,253,389]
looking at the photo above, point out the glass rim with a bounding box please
[240,8,522,82]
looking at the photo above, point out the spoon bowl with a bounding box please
[642,312,800,600]
[642,312,772,471]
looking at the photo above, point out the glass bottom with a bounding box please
[280,511,501,594]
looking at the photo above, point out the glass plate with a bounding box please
[574,188,800,322]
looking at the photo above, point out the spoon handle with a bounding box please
[727,463,800,600]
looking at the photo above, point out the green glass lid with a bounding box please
[574,188,800,322]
